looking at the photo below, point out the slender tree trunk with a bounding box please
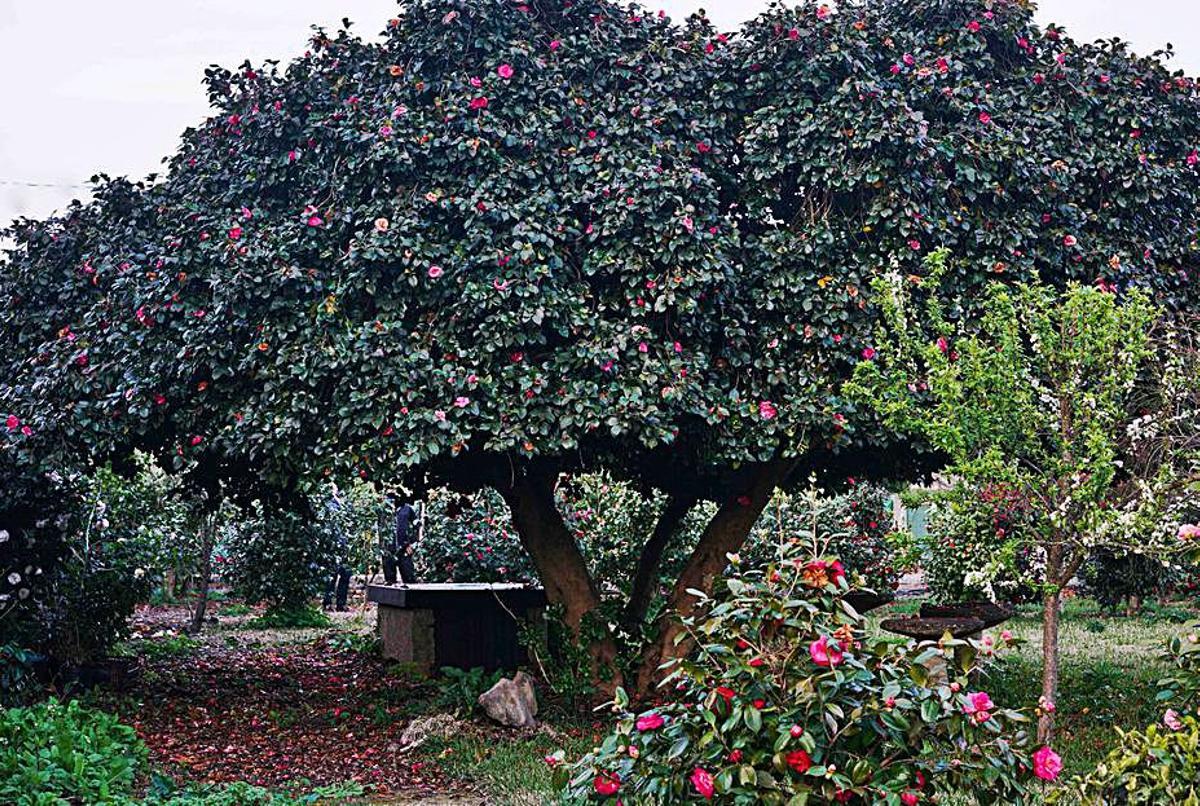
[188,515,218,636]
[1038,585,1061,744]
[622,495,694,634]
[634,458,795,698]
[497,470,622,694]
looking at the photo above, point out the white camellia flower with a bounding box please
[6,572,20,585]
[0,529,8,543]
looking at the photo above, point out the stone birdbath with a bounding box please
[880,601,1015,685]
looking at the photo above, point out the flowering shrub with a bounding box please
[557,542,1042,803]
[417,488,537,583]
[922,484,1036,604]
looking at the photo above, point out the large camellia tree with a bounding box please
[3,0,1199,691]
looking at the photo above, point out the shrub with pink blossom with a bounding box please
[556,541,1042,804]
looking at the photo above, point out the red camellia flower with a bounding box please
[715,686,735,703]
[228,226,243,240]
[5,415,18,430]
[635,712,664,731]
[759,400,777,420]
[861,346,877,360]
[190,435,204,446]
[593,771,620,796]
[690,767,715,800]
[786,749,812,773]
[978,111,992,125]
[901,792,920,806]
[728,749,743,763]
[749,657,765,667]
[469,96,489,110]
[809,635,844,667]
[790,724,804,738]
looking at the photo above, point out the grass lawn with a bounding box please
[878,595,1194,783]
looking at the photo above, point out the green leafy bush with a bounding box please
[435,666,505,715]
[223,507,336,612]
[0,698,145,804]
[1051,715,1200,805]
[557,544,1041,804]
[246,604,331,630]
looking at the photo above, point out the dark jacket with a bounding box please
[393,503,418,549]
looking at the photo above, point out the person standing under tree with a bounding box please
[383,500,420,585]
[322,486,352,611]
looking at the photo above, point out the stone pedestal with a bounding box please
[368,583,548,674]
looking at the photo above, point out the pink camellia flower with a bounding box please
[962,691,995,716]
[1178,524,1200,540]
[497,63,514,79]
[6,414,20,430]
[908,239,921,250]
[593,771,620,796]
[469,96,489,110]
[228,226,243,240]
[1033,746,1063,781]
[1164,709,1184,731]
[469,76,483,88]
[434,410,447,422]
[453,396,469,408]
[20,425,32,437]
[549,39,561,51]
[307,214,323,227]
[1189,150,1199,166]
[691,767,715,800]
[635,712,664,731]
[788,28,800,40]
[190,435,203,446]
[816,4,830,19]
[1001,629,1013,641]
[1038,695,1056,713]
[966,19,981,32]
[903,53,915,66]
[902,792,920,806]
[379,124,394,137]
[810,635,844,668]
[936,336,949,354]
[978,111,992,125]
[890,63,901,75]
[428,265,444,279]
[861,347,877,360]
[759,400,777,420]
[1063,234,1078,247]
[241,205,253,219]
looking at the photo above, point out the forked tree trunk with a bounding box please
[187,515,218,636]
[498,470,622,694]
[622,494,694,634]
[634,458,795,698]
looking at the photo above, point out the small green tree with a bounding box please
[848,254,1200,741]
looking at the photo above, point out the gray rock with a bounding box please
[477,671,538,728]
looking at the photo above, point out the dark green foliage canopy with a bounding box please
[3,0,1199,604]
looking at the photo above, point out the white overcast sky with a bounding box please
[1,0,1198,227]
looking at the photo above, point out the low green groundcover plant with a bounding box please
[556,543,1058,803]
[1,698,144,804]
[0,697,362,804]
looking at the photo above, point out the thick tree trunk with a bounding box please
[187,515,217,636]
[1038,585,1061,744]
[497,469,622,694]
[621,494,694,634]
[634,458,795,698]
